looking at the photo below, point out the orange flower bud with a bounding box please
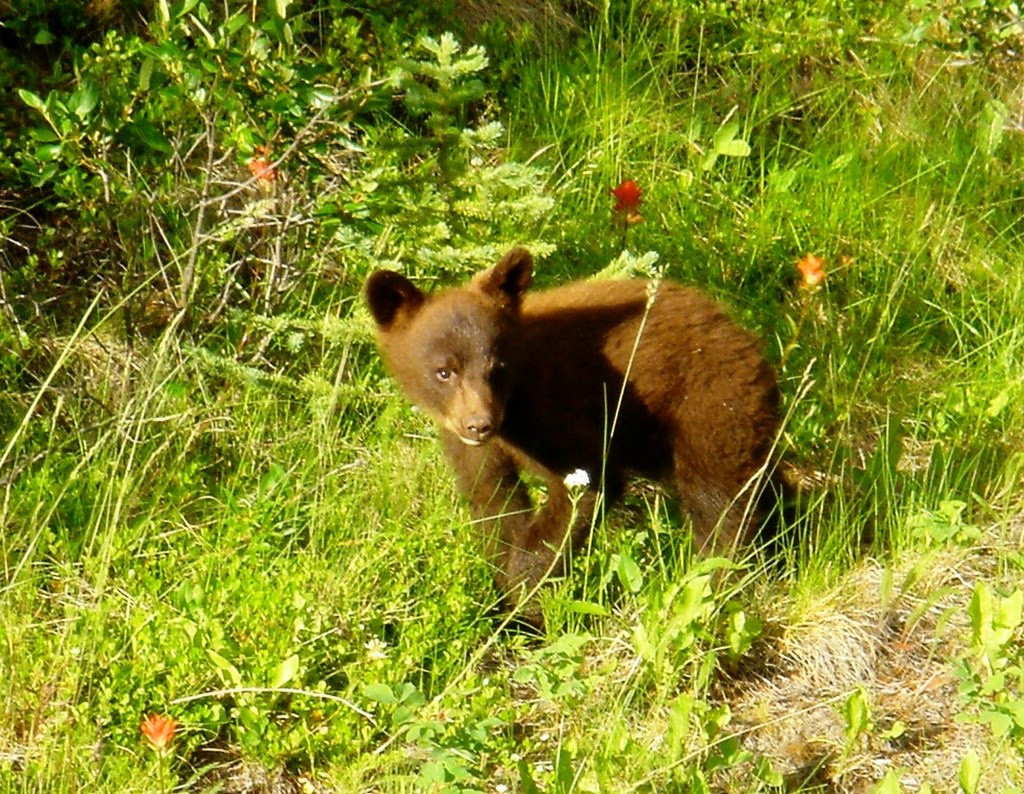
[797,254,826,288]
[141,713,177,752]
[246,146,276,183]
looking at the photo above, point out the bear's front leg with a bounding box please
[500,473,599,605]
[441,433,596,623]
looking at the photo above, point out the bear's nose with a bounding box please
[465,416,493,441]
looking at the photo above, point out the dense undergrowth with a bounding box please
[3,1,1024,791]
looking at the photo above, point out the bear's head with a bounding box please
[365,247,533,446]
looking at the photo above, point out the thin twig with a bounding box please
[199,77,390,211]
[178,110,219,314]
[171,686,376,724]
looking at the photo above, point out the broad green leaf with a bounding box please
[970,583,1023,659]
[713,119,740,146]
[842,686,872,747]
[632,622,654,662]
[139,57,155,91]
[517,759,542,794]
[712,119,750,157]
[689,767,710,794]
[29,126,58,142]
[996,589,1022,635]
[693,556,741,574]
[207,648,242,686]
[987,388,1010,418]
[968,582,992,649]
[830,152,854,171]
[121,119,173,154]
[554,746,574,790]
[676,574,713,624]
[1003,698,1024,728]
[958,749,980,794]
[872,768,903,794]
[18,89,47,114]
[978,99,1009,157]
[225,12,248,34]
[666,693,693,757]
[176,0,201,18]
[717,138,751,157]
[754,756,784,787]
[939,499,967,525]
[32,164,58,187]
[396,682,424,706]
[978,708,1012,737]
[616,551,643,593]
[569,599,609,616]
[73,81,99,119]
[362,682,397,704]
[728,609,762,657]
[768,167,797,193]
[310,86,334,110]
[271,653,299,689]
[34,144,61,162]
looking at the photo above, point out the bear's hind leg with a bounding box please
[671,455,765,555]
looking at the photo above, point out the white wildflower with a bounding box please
[563,468,590,490]
[364,638,389,661]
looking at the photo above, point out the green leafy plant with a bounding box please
[512,632,594,703]
[631,559,734,696]
[840,686,873,757]
[955,583,1024,756]
[906,499,981,547]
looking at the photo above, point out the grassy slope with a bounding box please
[3,4,1024,793]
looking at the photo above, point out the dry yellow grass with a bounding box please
[723,516,1024,791]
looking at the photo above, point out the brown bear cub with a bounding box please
[366,247,783,618]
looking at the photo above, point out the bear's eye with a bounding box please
[436,367,453,383]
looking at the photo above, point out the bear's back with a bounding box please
[503,277,779,484]
[518,278,769,403]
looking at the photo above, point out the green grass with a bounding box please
[4,2,1024,791]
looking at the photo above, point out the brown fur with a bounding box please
[366,248,783,619]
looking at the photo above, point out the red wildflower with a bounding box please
[141,713,177,753]
[796,254,826,288]
[246,146,276,183]
[611,179,642,213]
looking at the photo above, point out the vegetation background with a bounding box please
[2,0,1024,791]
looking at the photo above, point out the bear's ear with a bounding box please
[475,247,533,310]
[365,270,424,328]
